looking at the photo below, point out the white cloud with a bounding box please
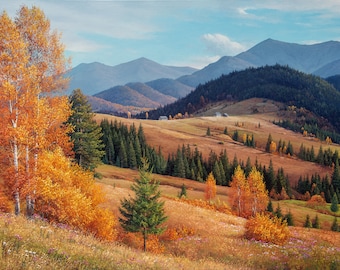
[202,34,246,56]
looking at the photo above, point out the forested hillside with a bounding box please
[145,65,340,133]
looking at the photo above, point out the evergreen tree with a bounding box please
[206,127,211,136]
[265,134,273,153]
[312,214,320,229]
[286,141,294,156]
[267,200,273,212]
[68,89,104,170]
[331,159,340,190]
[304,214,313,228]
[119,140,128,168]
[284,209,294,226]
[174,148,186,178]
[330,193,339,212]
[128,140,137,169]
[119,158,167,252]
[213,161,222,185]
[275,203,283,219]
[178,184,187,198]
[331,217,339,232]
[232,130,239,141]
[266,159,275,193]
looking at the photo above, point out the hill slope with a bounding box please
[146,65,340,133]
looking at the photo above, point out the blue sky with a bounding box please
[3,1,340,68]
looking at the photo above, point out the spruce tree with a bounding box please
[68,89,104,170]
[312,215,320,229]
[178,184,187,198]
[304,214,312,228]
[330,193,339,212]
[331,217,339,232]
[331,159,340,190]
[267,200,273,213]
[265,134,273,153]
[275,203,283,218]
[284,209,294,226]
[119,158,167,252]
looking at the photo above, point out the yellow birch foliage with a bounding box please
[230,166,268,217]
[205,172,217,202]
[0,6,71,214]
[35,148,116,241]
[229,165,248,217]
[247,167,269,217]
[245,213,290,245]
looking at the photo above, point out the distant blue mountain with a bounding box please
[66,39,340,111]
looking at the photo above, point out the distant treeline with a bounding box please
[274,119,340,144]
[100,120,340,201]
[142,65,340,134]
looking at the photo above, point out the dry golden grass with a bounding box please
[95,104,338,187]
[3,104,339,269]
[1,162,340,270]
[92,164,340,269]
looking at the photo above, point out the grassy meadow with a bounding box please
[1,104,340,269]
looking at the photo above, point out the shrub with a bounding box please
[307,195,326,209]
[161,225,195,241]
[244,213,290,245]
[118,231,165,254]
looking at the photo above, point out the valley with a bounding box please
[95,100,335,186]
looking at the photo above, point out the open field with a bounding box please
[1,163,339,269]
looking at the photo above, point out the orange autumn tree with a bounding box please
[247,167,269,216]
[205,172,217,202]
[0,11,37,215]
[229,165,268,217]
[0,6,72,216]
[229,165,248,217]
[35,148,116,241]
[15,6,71,216]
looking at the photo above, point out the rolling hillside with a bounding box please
[146,65,340,134]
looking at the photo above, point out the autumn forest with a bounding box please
[1,6,340,270]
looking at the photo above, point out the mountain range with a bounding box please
[65,39,340,112]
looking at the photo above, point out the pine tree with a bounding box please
[119,158,167,252]
[331,217,339,232]
[304,214,312,228]
[284,209,294,226]
[178,184,187,198]
[275,203,283,219]
[68,89,104,170]
[312,214,320,229]
[128,140,137,169]
[265,134,273,153]
[330,193,339,212]
[206,127,211,136]
[267,200,273,212]
[174,148,186,178]
[331,159,340,190]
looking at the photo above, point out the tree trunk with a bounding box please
[13,138,20,215]
[14,190,20,216]
[143,228,147,252]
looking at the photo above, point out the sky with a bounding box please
[3,1,340,69]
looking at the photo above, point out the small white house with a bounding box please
[215,112,221,117]
[159,116,168,120]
